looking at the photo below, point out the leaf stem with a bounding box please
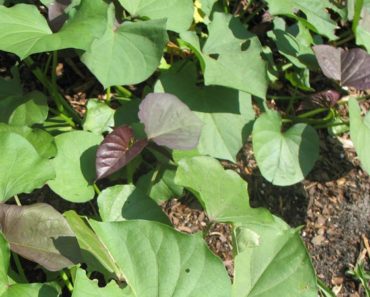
[93,183,101,195]
[60,270,74,292]
[14,195,21,206]
[106,86,111,104]
[12,253,28,283]
[115,85,132,98]
[24,56,81,126]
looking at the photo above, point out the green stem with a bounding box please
[114,85,132,98]
[106,86,111,104]
[60,270,73,293]
[285,108,335,126]
[297,108,328,119]
[334,33,355,46]
[13,253,28,283]
[93,183,101,195]
[14,195,21,206]
[49,107,76,128]
[24,56,81,126]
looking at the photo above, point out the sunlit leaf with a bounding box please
[83,99,115,135]
[138,93,203,150]
[0,124,56,159]
[82,16,168,89]
[348,98,370,175]
[118,0,193,33]
[96,126,148,180]
[175,156,272,222]
[232,216,317,297]
[48,131,103,202]
[252,111,319,186]
[0,131,55,202]
[0,203,80,271]
[265,0,338,40]
[90,220,232,297]
[0,0,109,59]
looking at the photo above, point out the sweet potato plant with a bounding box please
[0,0,369,296]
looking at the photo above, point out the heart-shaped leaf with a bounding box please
[138,93,203,150]
[0,131,55,202]
[252,111,319,186]
[81,17,168,88]
[313,45,370,89]
[96,126,148,180]
[0,203,80,271]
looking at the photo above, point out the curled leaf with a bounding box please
[313,45,370,90]
[96,125,148,180]
[138,93,203,150]
[0,203,80,271]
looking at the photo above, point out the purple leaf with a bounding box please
[48,0,71,32]
[0,203,80,271]
[96,125,148,180]
[312,45,341,82]
[313,45,370,90]
[297,89,341,111]
[138,93,203,150]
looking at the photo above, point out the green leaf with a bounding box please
[0,0,109,59]
[48,131,103,202]
[175,156,271,222]
[268,29,314,69]
[252,111,319,186]
[356,5,370,52]
[232,216,317,297]
[136,167,183,204]
[8,91,48,126]
[83,99,115,135]
[97,185,170,224]
[0,91,48,126]
[156,61,255,162]
[64,211,121,278]
[201,13,267,98]
[349,98,370,174]
[82,17,168,89]
[0,131,55,202]
[90,220,232,297]
[0,203,80,271]
[0,124,56,158]
[73,268,133,297]
[0,232,60,297]
[119,0,193,33]
[265,0,338,40]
